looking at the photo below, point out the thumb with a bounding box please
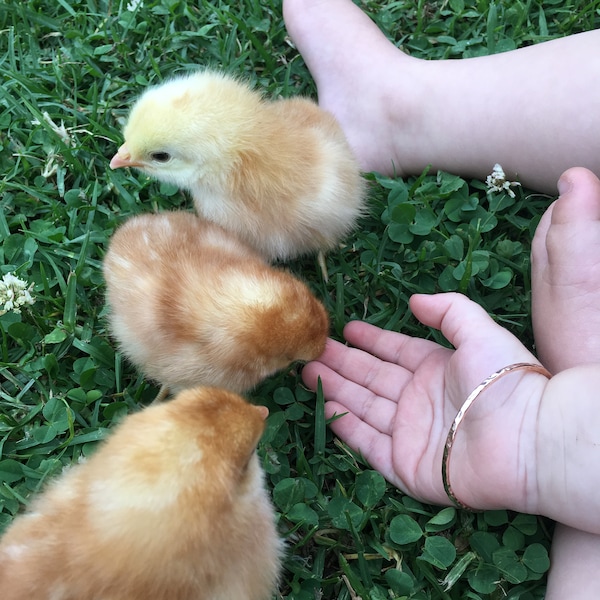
[409,292,524,354]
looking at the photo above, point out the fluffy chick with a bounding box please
[0,387,282,600]
[102,211,329,394]
[110,70,367,262]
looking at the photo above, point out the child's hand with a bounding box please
[303,292,548,511]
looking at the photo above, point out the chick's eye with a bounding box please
[150,151,171,163]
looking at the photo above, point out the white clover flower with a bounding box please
[31,111,73,147]
[127,0,143,10]
[0,272,35,316]
[486,163,521,198]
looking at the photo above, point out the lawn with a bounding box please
[0,1,598,598]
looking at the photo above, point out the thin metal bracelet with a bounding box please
[442,362,552,511]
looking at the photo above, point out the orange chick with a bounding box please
[102,211,329,393]
[109,70,367,263]
[0,387,282,600]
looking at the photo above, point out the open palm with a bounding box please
[302,293,547,511]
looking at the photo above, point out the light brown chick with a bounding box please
[109,70,367,263]
[0,387,282,600]
[102,211,329,393]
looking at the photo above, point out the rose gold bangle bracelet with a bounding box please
[442,362,552,511]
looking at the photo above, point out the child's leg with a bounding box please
[283,0,600,192]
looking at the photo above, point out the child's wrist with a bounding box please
[444,364,550,512]
[443,363,552,511]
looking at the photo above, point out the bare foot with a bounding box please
[283,0,423,176]
[284,2,600,192]
[531,167,600,372]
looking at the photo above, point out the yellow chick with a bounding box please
[102,211,329,394]
[109,70,367,263]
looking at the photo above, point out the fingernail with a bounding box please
[557,176,572,196]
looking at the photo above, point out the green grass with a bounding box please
[0,0,598,598]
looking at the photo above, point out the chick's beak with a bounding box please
[110,144,139,170]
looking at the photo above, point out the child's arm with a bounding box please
[303,292,600,533]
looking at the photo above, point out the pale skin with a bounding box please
[283,0,600,596]
[532,169,600,372]
[531,168,600,598]
[283,0,600,194]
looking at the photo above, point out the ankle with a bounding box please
[367,57,465,179]
[345,54,435,177]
